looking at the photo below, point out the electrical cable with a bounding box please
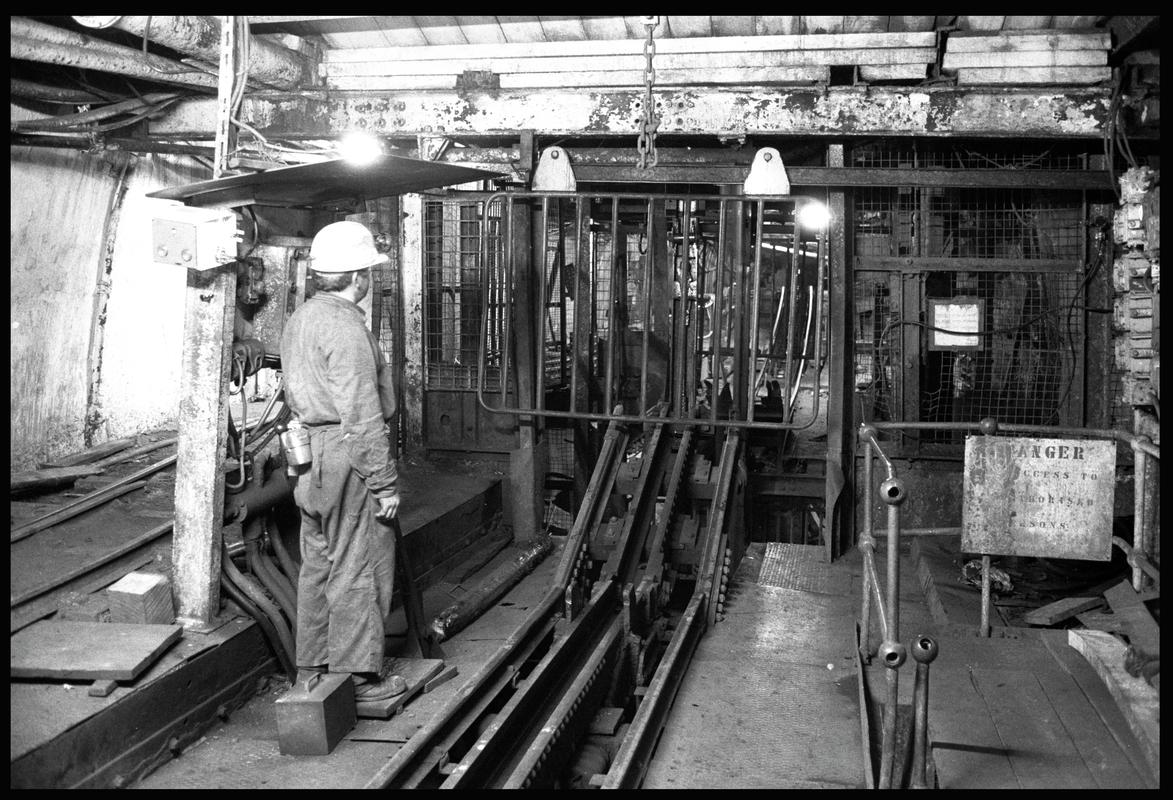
[220,562,296,681]
[221,540,297,666]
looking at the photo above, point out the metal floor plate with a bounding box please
[757,542,841,594]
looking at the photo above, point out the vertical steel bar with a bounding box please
[713,200,726,428]
[605,199,619,414]
[501,198,514,404]
[732,201,745,420]
[880,667,899,789]
[677,200,692,414]
[641,198,653,417]
[860,439,874,659]
[1131,442,1147,591]
[747,200,764,423]
[536,196,550,412]
[910,656,931,789]
[886,503,900,647]
[981,554,992,637]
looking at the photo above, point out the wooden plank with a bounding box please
[10,620,182,681]
[1102,580,1159,660]
[957,67,1111,84]
[496,15,546,44]
[326,48,940,77]
[456,15,507,45]
[1051,16,1099,29]
[1033,664,1149,788]
[498,67,830,88]
[325,31,939,62]
[944,50,1107,68]
[667,16,713,38]
[844,16,888,33]
[11,466,105,495]
[537,17,589,42]
[354,658,445,719]
[1003,16,1054,30]
[38,437,135,468]
[412,16,469,46]
[580,16,629,41]
[107,571,175,625]
[928,659,1019,788]
[947,30,1111,51]
[755,16,800,35]
[1041,631,1158,787]
[887,16,935,32]
[803,16,844,34]
[11,552,158,634]
[1067,630,1160,783]
[711,16,754,37]
[858,65,929,81]
[973,667,1094,788]
[1022,595,1105,626]
[1075,610,1126,633]
[959,16,1006,31]
[87,678,119,697]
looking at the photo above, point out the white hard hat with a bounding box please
[309,221,389,273]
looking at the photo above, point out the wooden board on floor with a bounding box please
[39,437,135,468]
[1067,629,1160,783]
[10,620,182,681]
[1023,595,1105,626]
[354,658,445,720]
[11,466,105,495]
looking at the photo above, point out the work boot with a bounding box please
[350,661,408,702]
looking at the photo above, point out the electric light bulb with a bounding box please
[797,201,831,231]
[338,132,384,165]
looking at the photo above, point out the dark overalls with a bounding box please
[280,293,399,675]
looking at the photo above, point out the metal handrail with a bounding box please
[867,417,1160,591]
[856,424,911,788]
[856,415,1160,788]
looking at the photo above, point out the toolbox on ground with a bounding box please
[275,671,356,756]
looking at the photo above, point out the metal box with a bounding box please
[275,672,356,756]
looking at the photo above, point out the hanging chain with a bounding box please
[636,16,660,169]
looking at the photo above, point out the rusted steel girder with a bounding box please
[151,86,1113,140]
[74,15,311,90]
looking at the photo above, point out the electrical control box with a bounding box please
[151,203,241,271]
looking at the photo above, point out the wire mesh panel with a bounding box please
[849,145,1091,441]
[423,196,504,393]
[851,139,1089,170]
[920,270,1084,437]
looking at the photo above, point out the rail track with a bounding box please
[367,420,744,790]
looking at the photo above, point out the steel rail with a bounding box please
[603,428,741,788]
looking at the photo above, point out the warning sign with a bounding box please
[962,436,1116,561]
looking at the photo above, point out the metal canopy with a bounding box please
[147,154,504,208]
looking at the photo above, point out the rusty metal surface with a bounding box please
[962,436,1116,560]
[153,88,1113,140]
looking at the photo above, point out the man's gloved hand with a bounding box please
[375,493,400,522]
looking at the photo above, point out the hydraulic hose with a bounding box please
[220,565,296,682]
[244,519,297,629]
[221,542,296,670]
[266,516,302,588]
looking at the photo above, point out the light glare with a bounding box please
[339,132,383,165]
[797,201,831,231]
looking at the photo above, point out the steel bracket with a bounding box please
[532,146,576,191]
[744,147,790,196]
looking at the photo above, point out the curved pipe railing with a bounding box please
[857,416,1160,788]
[867,417,1160,592]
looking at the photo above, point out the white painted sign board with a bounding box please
[962,436,1115,561]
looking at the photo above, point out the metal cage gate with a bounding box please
[476,191,829,433]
